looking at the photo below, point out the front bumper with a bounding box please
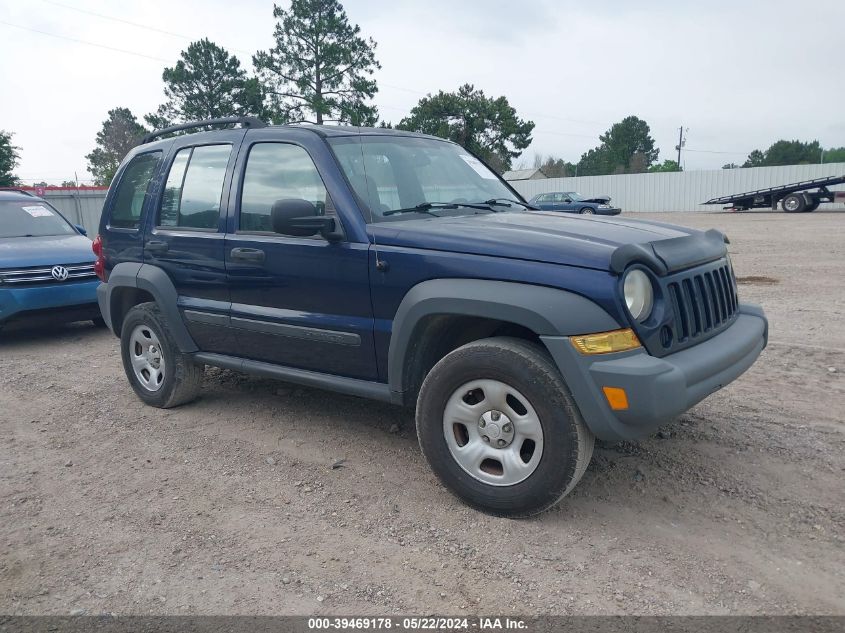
[0,280,100,323]
[542,303,768,441]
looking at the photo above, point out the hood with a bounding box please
[370,211,723,273]
[581,195,611,204]
[0,234,94,269]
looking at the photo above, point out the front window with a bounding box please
[566,192,585,201]
[328,136,519,222]
[0,200,76,238]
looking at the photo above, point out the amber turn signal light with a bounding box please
[602,386,629,411]
[570,328,641,355]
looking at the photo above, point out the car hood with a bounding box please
[580,195,612,204]
[370,211,725,273]
[0,234,94,269]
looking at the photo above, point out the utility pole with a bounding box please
[675,126,686,168]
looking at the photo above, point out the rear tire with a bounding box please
[415,337,594,518]
[120,302,203,408]
[781,194,806,213]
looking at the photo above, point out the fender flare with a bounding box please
[387,278,620,396]
[100,262,198,352]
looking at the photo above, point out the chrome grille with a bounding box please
[0,263,97,286]
[666,261,738,344]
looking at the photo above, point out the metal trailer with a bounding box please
[703,174,845,212]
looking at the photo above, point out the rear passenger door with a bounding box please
[224,135,377,380]
[144,133,243,354]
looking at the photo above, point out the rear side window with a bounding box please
[159,144,231,230]
[109,152,161,229]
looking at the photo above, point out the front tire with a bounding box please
[416,337,594,518]
[120,302,203,408]
[580,207,594,215]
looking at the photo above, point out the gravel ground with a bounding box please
[1,211,843,616]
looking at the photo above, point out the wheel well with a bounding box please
[401,315,541,405]
[110,287,155,336]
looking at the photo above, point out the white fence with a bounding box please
[34,162,845,232]
[40,189,107,236]
[509,163,845,213]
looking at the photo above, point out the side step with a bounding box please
[193,352,397,403]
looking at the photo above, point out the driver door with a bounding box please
[224,137,377,380]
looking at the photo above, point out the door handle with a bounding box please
[230,247,265,263]
[146,240,169,254]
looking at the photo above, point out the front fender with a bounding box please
[387,278,621,396]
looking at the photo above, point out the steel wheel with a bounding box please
[128,324,165,392]
[443,379,544,486]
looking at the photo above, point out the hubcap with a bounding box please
[443,379,544,486]
[581,208,594,215]
[784,198,799,211]
[129,325,165,392]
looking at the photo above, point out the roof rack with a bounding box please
[140,116,267,144]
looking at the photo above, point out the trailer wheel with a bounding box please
[803,195,819,212]
[782,194,806,213]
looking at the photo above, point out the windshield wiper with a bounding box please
[478,198,536,210]
[382,203,446,217]
[382,201,501,217]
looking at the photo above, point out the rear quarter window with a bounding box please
[108,151,162,229]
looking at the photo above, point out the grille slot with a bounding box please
[666,262,737,344]
[0,263,96,286]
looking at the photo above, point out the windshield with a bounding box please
[328,135,520,222]
[566,192,585,201]
[0,200,76,238]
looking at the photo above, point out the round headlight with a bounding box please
[623,269,654,322]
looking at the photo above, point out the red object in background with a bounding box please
[92,235,105,281]
[35,186,46,196]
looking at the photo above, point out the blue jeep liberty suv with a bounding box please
[95,117,768,517]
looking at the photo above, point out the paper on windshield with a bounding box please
[459,154,498,179]
[22,205,54,218]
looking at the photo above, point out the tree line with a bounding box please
[1,0,843,187]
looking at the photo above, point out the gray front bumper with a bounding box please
[542,304,768,441]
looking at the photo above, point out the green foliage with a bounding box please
[61,180,77,188]
[648,159,681,173]
[397,84,534,172]
[146,39,266,129]
[0,130,21,187]
[824,147,845,163]
[534,155,576,178]
[722,163,740,169]
[254,0,380,125]
[86,108,148,186]
[576,116,659,176]
[743,140,822,167]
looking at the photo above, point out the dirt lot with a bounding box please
[1,212,843,616]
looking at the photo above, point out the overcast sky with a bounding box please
[1,0,843,184]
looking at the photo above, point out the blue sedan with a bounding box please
[529,191,621,215]
[0,190,101,330]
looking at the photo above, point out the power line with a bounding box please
[41,0,253,55]
[0,20,173,63]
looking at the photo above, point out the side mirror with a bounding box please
[271,199,341,241]
[75,224,88,236]
[563,198,572,203]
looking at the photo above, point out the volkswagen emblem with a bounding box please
[51,265,69,281]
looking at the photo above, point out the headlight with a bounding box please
[598,204,611,209]
[623,269,654,322]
